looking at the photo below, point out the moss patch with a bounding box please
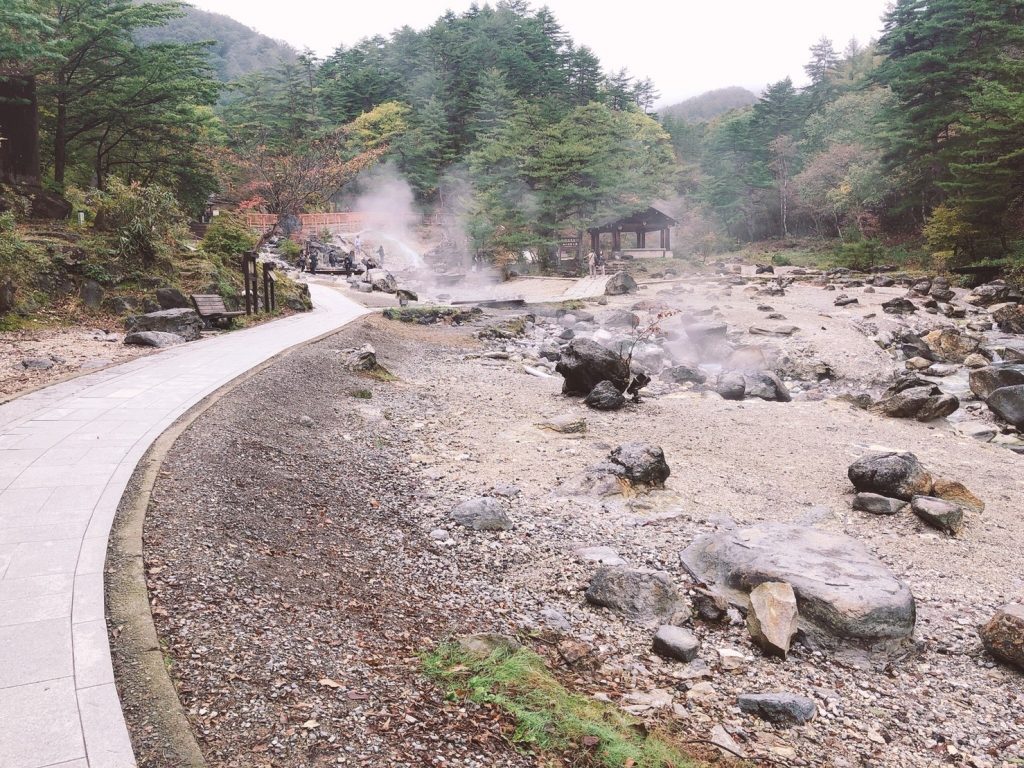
[423,643,700,768]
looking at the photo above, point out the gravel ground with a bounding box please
[137,280,1024,768]
[0,323,152,400]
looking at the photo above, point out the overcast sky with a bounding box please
[188,0,891,105]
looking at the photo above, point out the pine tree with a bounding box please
[875,0,1024,223]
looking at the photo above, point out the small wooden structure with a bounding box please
[0,74,41,186]
[587,207,677,259]
[190,294,245,326]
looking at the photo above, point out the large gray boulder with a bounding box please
[155,286,190,310]
[741,371,791,402]
[125,308,203,341]
[680,523,916,646]
[993,304,1024,334]
[608,443,670,488]
[980,603,1024,671]
[555,338,630,395]
[662,364,707,385]
[923,328,981,363]
[585,566,682,621]
[124,331,186,348]
[965,280,1015,307]
[80,280,104,309]
[969,364,1024,400]
[847,452,933,501]
[367,269,397,293]
[605,270,638,296]
[601,309,640,329]
[451,497,513,531]
[987,385,1024,429]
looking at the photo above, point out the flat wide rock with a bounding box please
[852,493,907,516]
[585,566,682,621]
[680,523,916,647]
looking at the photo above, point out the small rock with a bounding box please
[21,357,55,370]
[911,495,964,535]
[451,497,513,531]
[535,414,586,434]
[584,380,626,411]
[717,647,748,671]
[585,566,682,621]
[692,588,729,623]
[298,415,315,428]
[979,604,1024,671]
[931,478,985,513]
[457,633,521,657]
[737,692,817,726]
[652,625,699,662]
[852,492,907,515]
[747,582,799,658]
[575,546,626,566]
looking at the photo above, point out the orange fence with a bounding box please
[244,212,368,237]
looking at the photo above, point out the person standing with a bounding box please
[587,250,596,277]
[377,244,385,267]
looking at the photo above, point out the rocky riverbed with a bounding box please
[131,276,1024,768]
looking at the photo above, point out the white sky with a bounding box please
[187,0,891,105]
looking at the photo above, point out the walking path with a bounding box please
[0,284,367,768]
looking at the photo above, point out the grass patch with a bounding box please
[0,314,30,332]
[350,388,372,399]
[363,366,397,382]
[423,642,699,768]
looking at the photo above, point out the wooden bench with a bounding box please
[190,294,245,327]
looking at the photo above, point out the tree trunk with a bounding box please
[54,97,67,185]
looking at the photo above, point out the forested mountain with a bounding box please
[659,87,758,123]
[6,0,1024,274]
[135,3,295,81]
[217,1,673,256]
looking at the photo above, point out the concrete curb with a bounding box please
[105,314,375,766]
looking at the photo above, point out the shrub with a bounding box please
[202,212,258,261]
[93,180,185,266]
[278,238,301,260]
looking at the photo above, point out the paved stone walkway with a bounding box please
[0,284,367,768]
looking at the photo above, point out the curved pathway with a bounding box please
[0,284,367,768]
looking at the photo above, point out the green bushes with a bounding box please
[92,180,186,267]
[201,212,257,261]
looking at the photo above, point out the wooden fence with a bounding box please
[244,212,368,237]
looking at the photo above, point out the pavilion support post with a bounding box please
[638,230,646,248]
[613,230,620,252]
[590,230,599,253]
[665,228,671,251]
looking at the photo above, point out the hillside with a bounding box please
[659,85,759,122]
[136,3,295,82]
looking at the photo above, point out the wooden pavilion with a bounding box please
[587,207,677,259]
